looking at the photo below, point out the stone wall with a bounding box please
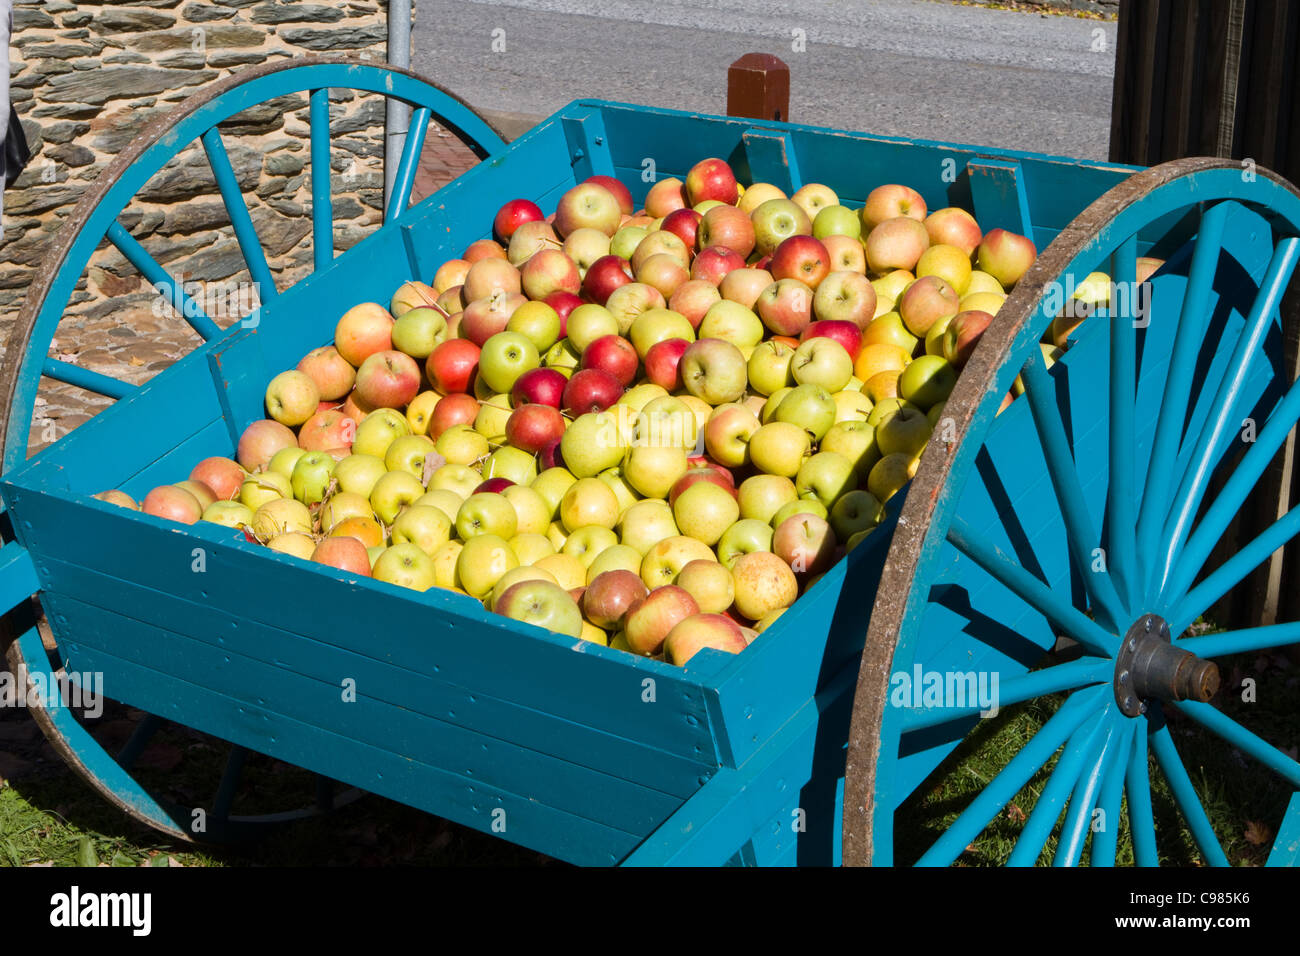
[0,0,412,449]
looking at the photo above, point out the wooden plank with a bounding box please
[0,541,38,618]
[49,592,682,836]
[966,159,1033,239]
[40,553,709,799]
[4,483,723,769]
[1267,790,1300,865]
[740,130,801,194]
[205,327,271,445]
[561,108,616,181]
[61,642,637,865]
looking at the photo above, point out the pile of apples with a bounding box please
[96,158,1045,667]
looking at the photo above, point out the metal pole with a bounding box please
[383,0,412,219]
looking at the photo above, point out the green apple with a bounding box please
[876,406,932,459]
[738,474,799,524]
[489,566,560,612]
[866,396,921,429]
[369,469,426,524]
[795,451,857,508]
[559,411,624,478]
[821,420,880,479]
[474,394,512,445]
[617,382,670,413]
[372,542,436,591]
[506,300,562,353]
[455,534,519,598]
[391,307,447,359]
[640,535,716,588]
[427,462,481,499]
[562,525,620,567]
[832,389,873,423]
[672,481,740,547]
[610,225,649,260]
[747,421,811,478]
[619,498,679,555]
[867,452,920,503]
[791,337,853,392]
[494,579,583,638]
[509,532,556,565]
[761,386,793,423]
[716,518,774,569]
[531,467,578,519]
[391,504,452,556]
[774,383,837,441]
[585,543,644,582]
[897,354,957,410]
[560,477,621,532]
[812,204,862,240]
[267,532,317,560]
[675,559,735,614]
[479,331,539,395]
[747,340,796,396]
[770,497,828,529]
[435,424,490,466]
[699,301,764,348]
[334,453,387,498]
[598,465,641,516]
[268,446,308,480]
[290,450,336,505]
[483,445,539,486]
[542,338,581,370]
[240,471,291,510]
[251,497,312,538]
[202,500,253,529]
[680,339,748,406]
[502,484,550,536]
[830,489,885,540]
[457,492,519,540]
[384,434,438,480]
[566,304,620,353]
[352,407,410,458]
[628,308,695,359]
[319,491,374,531]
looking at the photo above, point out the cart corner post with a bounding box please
[727,53,790,123]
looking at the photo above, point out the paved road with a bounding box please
[413,0,1117,159]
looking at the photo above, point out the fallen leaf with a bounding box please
[128,356,145,367]
[1007,803,1026,823]
[1244,821,1272,846]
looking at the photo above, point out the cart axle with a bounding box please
[1114,615,1219,717]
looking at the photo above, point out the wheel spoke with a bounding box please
[915,686,1106,866]
[901,656,1113,732]
[1108,234,1141,611]
[42,358,137,400]
[1021,349,1127,631]
[1125,723,1159,866]
[106,222,222,341]
[116,713,164,771]
[385,105,431,222]
[1168,504,1300,634]
[947,515,1120,658]
[1136,201,1230,592]
[1005,709,1109,866]
[1149,718,1231,865]
[1180,620,1300,658]
[310,88,333,273]
[1162,372,1300,609]
[1090,719,1136,867]
[1170,700,1300,788]
[200,126,278,302]
[1152,237,1300,597]
[212,744,250,823]
[1054,706,1120,866]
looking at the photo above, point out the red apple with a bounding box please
[426,338,480,394]
[645,177,688,218]
[582,334,640,387]
[463,238,508,262]
[189,457,245,501]
[475,477,515,495]
[755,278,814,337]
[769,235,831,290]
[661,208,703,251]
[697,205,755,259]
[236,419,297,471]
[511,366,568,408]
[668,279,723,329]
[668,467,739,507]
[543,291,581,331]
[461,291,526,346]
[143,485,202,524]
[562,367,623,415]
[685,158,739,206]
[925,207,982,257]
[521,248,582,300]
[862,184,927,230]
[624,585,701,656]
[355,350,421,409]
[554,182,622,238]
[943,309,995,366]
[582,569,648,629]
[493,198,544,243]
[644,337,692,391]
[582,254,634,305]
[690,245,746,287]
[801,320,863,361]
[505,403,566,454]
[585,175,634,216]
[334,303,394,368]
[429,392,480,438]
[298,409,356,452]
[312,536,372,576]
[297,345,356,401]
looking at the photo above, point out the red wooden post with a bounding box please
[727,53,790,122]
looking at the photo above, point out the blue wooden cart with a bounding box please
[3,58,1298,866]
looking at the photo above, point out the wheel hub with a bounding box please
[1113,614,1220,717]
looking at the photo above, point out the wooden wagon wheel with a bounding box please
[843,158,1300,866]
[0,57,508,842]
